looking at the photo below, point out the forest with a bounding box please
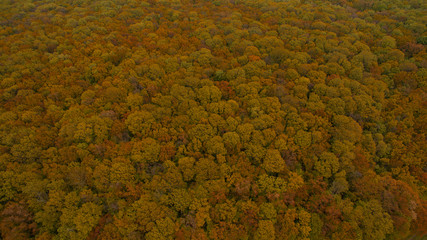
[0,0,426,239]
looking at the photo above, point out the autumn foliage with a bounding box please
[0,0,426,239]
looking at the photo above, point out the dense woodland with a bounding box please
[0,0,426,239]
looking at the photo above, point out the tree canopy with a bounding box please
[0,0,426,239]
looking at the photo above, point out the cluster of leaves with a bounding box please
[0,0,426,239]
